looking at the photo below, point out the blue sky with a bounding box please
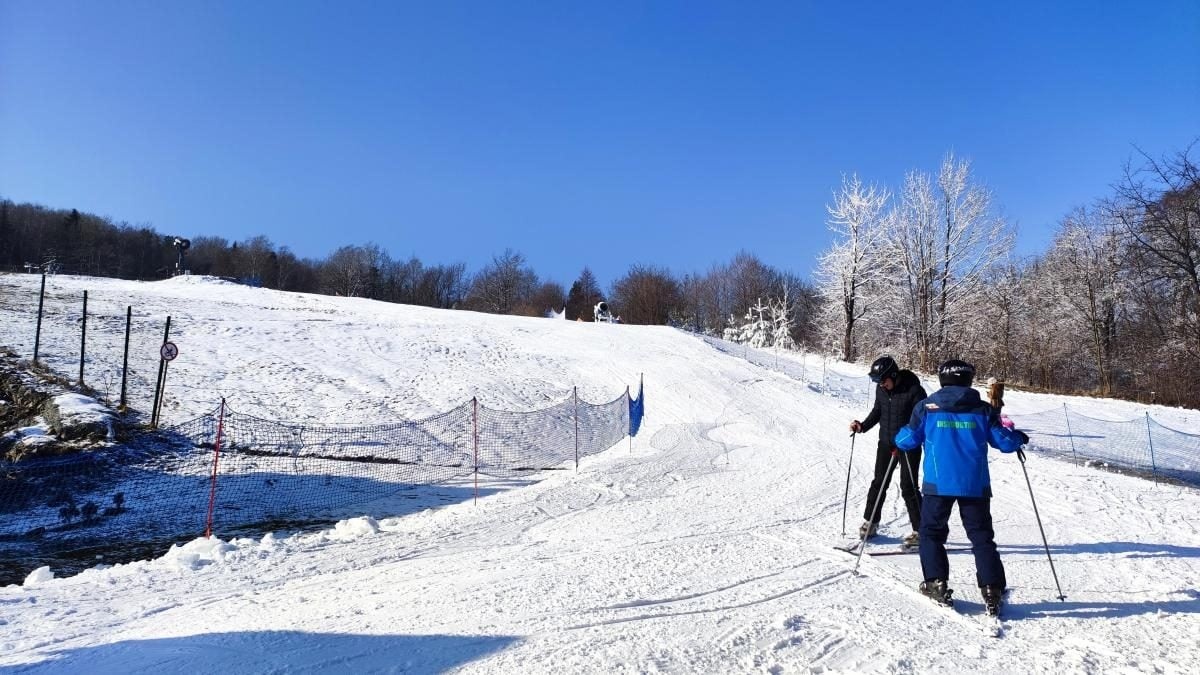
[2,2,1197,289]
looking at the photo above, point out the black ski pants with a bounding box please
[918,494,1006,589]
[863,443,922,530]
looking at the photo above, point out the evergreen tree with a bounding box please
[565,267,602,320]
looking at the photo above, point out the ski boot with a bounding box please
[901,531,920,550]
[919,579,954,607]
[981,584,1004,617]
[858,520,878,540]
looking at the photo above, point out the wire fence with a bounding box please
[700,335,1200,488]
[1006,406,1200,486]
[0,383,645,585]
[0,277,171,417]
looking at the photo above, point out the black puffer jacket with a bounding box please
[859,369,926,450]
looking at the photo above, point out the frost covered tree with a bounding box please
[771,283,798,351]
[815,174,890,361]
[738,298,772,348]
[1044,206,1127,394]
[875,155,1013,370]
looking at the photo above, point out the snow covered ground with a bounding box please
[1,273,1199,674]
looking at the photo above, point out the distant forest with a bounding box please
[2,141,1198,407]
[0,196,819,338]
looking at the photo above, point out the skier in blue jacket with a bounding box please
[894,359,1029,615]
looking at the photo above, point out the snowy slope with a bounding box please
[1,273,1199,674]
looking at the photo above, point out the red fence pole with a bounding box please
[473,397,479,506]
[204,399,227,538]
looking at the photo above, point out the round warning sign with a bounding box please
[160,341,179,361]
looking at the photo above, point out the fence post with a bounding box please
[77,290,88,385]
[33,272,46,363]
[472,397,479,505]
[626,385,632,454]
[1062,403,1080,466]
[150,316,171,428]
[1144,413,1160,487]
[574,385,580,470]
[204,398,227,538]
[119,306,131,412]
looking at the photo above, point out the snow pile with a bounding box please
[22,566,54,586]
[329,516,381,540]
[1,422,55,449]
[161,537,238,571]
[47,393,116,442]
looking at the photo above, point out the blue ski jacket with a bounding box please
[894,385,1025,498]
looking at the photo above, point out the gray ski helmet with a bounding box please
[938,359,976,387]
[869,356,899,383]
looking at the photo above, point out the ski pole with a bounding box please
[897,446,921,534]
[1017,447,1066,601]
[842,432,856,536]
[853,451,898,575]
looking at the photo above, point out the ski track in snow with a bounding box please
[1,273,1199,674]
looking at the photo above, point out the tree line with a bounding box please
[817,142,1199,408]
[0,197,819,338]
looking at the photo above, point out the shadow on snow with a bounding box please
[11,630,521,674]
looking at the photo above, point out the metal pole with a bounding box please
[852,452,897,575]
[154,360,171,426]
[842,432,856,536]
[150,316,171,428]
[1062,403,1080,467]
[1017,449,1066,600]
[77,290,88,385]
[33,272,46,363]
[119,306,131,412]
[1144,413,1160,487]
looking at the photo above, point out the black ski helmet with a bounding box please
[938,359,976,387]
[869,356,900,383]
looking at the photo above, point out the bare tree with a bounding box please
[465,249,538,314]
[1111,143,1200,357]
[521,281,567,317]
[610,264,681,325]
[320,244,386,297]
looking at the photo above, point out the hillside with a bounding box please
[1,273,1198,674]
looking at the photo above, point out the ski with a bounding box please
[829,538,1011,638]
[923,589,1005,638]
[832,544,972,556]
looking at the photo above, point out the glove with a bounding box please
[850,420,862,433]
[999,414,1014,429]
[1013,429,1030,445]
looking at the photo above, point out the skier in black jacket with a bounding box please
[849,356,927,543]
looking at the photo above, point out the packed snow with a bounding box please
[1,273,1199,674]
